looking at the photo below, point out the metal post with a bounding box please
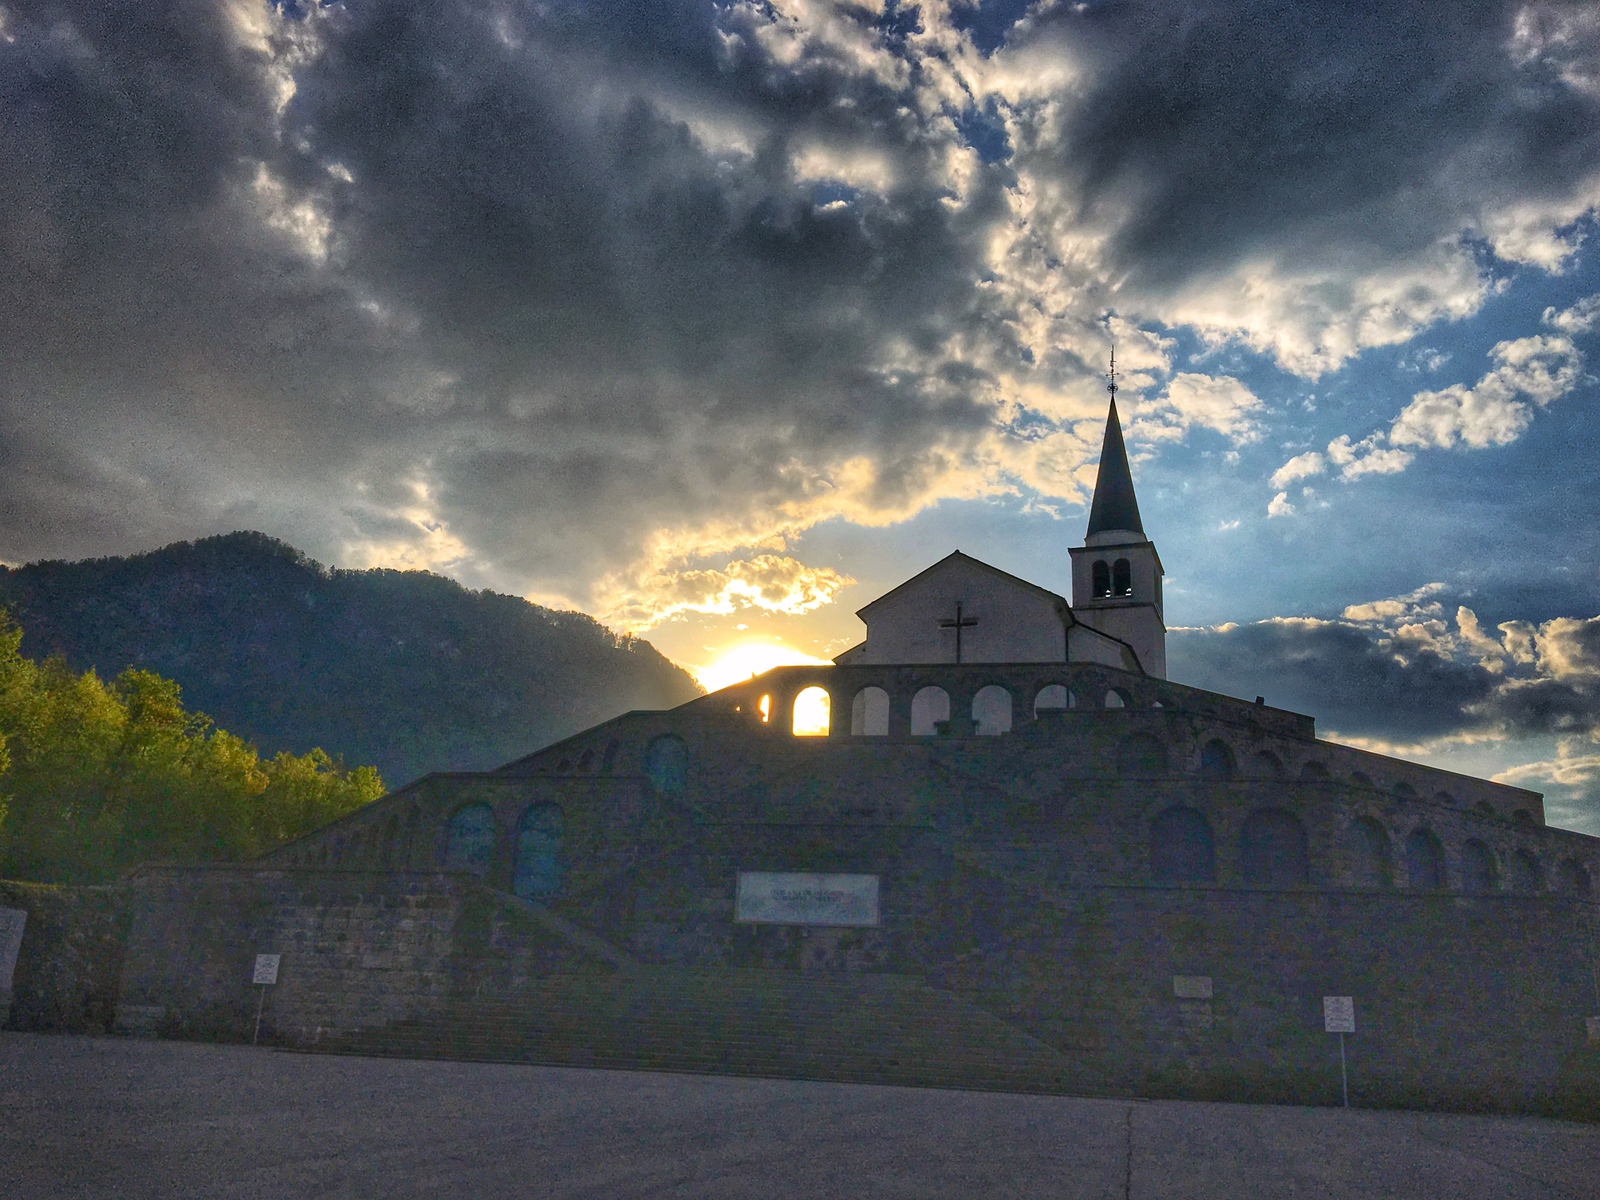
[253,984,267,1046]
[1339,1032,1348,1108]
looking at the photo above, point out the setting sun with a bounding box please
[695,641,833,695]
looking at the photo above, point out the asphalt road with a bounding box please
[1,1033,1594,1199]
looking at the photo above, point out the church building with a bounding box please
[96,401,1600,1113]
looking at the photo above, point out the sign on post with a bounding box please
[1323,995,1355,1107]
[251,954,280,1045]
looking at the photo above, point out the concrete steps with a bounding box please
[315,967,1107,1094]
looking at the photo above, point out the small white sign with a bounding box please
[1323,995,1355,1034]
[0,908,26,993]
[1173,975,1213,1000]
[735,872,880,927]
[252,954,281,986]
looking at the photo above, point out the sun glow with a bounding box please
[695,642,832,694]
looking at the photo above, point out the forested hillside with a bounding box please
[0,533,700,786]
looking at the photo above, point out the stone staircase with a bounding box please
[316,966,1110,1095]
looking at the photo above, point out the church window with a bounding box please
[443,805,496,876]
[1299,760,1329,780]
[1392,781,1417,800]
[1560,860,1592,898]
[1149,807,1216,884]
[910,686,950,736]
[1433,791,1456,807]
[1240,808,1310,887]
[1198,739,1234,780]
[645,734,689,798]
[757,695,772,724]
[1512,809,1535,826]
[972,685,1013,735]
[1509,849,1544,893]
[1461,840,1497,894]
[792,686,831,736]
[1472,801,1496,820]
[1118,732,1168,775]
[1103,689,1126,709]
[578,748,593,771]
[1253,751,1284,778]
[1350,772,1374,789]
[601,740,619,773]
[1404,828,1445,890]
[1092,560,1111,599]
[513,804,564,901]
[1348,818,1390,887]
[1112,558,1132,597]
[850,687,890,736]
[1033,684,1072,715]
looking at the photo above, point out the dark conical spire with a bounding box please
[1086,394,1144,538]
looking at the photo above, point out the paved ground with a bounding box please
[1,1034,1595,1199]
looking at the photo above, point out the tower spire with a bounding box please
[1085,353,1144,538]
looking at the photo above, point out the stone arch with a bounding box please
[850,686,890,736]
[1117,732,1168,776]
[1103,689,1128,709]
[1393,781,1417,801]
[513,804,564,901]
[1240,808,1310,886]
[1348,817,1391,887]
[1509,849,1544,893]
[1033,684,1072,715]
[792,686,831,736]
[1404,828,1446,890]
[1462,839,1498,894]
[1252,750,1284,778]
[578,748,594,771]
[1433,790,1456,806]
[1092,560,1111,599]
[1472,800,1497,820]
[1299,760,1329,780]
[645,734,689,798]
[1559,859,1593,898]
[1149,806,1216,884]
[972,685,1013,735]
[1512,809,1536,827]
[443,804,496,875]
[910,686,950,736]
[1350,772,1374,789]
[601,740,619,772]
[1112,557,1133,597]
[1198,739,1235,780]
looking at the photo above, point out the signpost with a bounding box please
[1323,995,1355,1107]
[251,954,280,1046]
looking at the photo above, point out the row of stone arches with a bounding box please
[442,803,566,901]
[827,682,1133,738]
[1148,804,1594,896]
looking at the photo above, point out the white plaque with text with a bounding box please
[252,954,281,986]
[735,872,880,927]
[1323,995,1355,1033]
[1173,975,1213,1000]
[0,908,26,992]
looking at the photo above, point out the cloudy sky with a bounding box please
[4,0,1600,829]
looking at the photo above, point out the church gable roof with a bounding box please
[855,551,1069,619]
[1086,398,1144,538]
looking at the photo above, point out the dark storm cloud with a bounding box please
[2,0,1598,610]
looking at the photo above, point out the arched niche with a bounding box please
[1348,817,1391,887]
[513,804,564,901]
[1198,739,1235,780]
[1509,849,1544,893]
[850,687,890,736]
[792,686,831,736]
[972,685,1012,735]
[1404,828,1445,890]
[1299,760,1330,780]
[1033,684,1072,716]
[1240,808,1309,886]
[646,734,688,798]
[443,804,496,876]
[1112,557,1132,597]
[1117,732,1168,776]
[910,686,950,736]
[1461,839,1498,895]
[1103,689,1127,709]
[1149,806,1216,884]
[1092,560,1111,599]
[1252,750,1284,778]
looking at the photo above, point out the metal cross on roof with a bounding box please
[937,601,979,664]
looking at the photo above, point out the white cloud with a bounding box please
[1543,291,1600,334]
[1389,334,1584,449]
[1129,373,1263,444]
[1266,490,1295,517]
[1269,450,1326,490]
[1325,434,1414,480]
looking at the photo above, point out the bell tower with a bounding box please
[1069,353,1167,677]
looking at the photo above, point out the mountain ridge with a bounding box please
[0,532,701,786]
